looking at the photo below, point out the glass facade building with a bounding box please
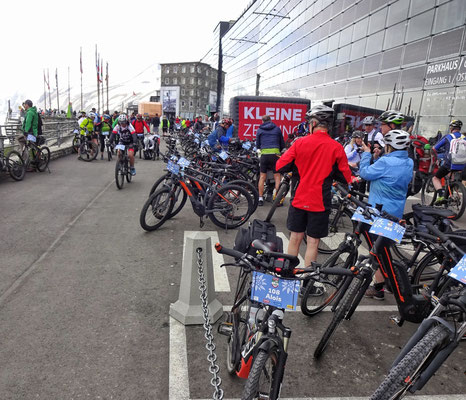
[203,0,466,137]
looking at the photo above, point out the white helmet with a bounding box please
[88,112,96,119]
[384,129,410,150]
[118,114,128,123]
[362,116,375,125]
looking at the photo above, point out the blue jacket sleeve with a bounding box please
[434,136,448,153]
[256,130,262,149]
[344,144,357,160]
[359,152,388,181]
[219,135,230,145]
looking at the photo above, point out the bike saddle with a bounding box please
[422,208,456,219]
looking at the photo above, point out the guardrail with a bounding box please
[0,117,78,149]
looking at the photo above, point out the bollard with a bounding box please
[170,232,223,325]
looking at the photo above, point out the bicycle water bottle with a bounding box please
[248,302,264,329]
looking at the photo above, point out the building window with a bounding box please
[206,70,209,76]
[189,99,193,107]
[190,77,195,84]
[190,89,194,96]
[181,77,186,84]
[198,78,202,86]
[197,90,200,97]
[165,67,170,74]
[173,77,177,84]
[173,66,178,73]
[190,66,195,73]
[182,66,186,73]
[164,78,169,84]
[197,100,200,107]
[197,66,201,73]
[205,81,209,87]
[181,89,185,95]
[181,100,186,108]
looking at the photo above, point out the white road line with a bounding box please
[184,231,230,292]
[222,305,399,312]
[196,396,465,400]
[277,232,305,266]
[169,317,189,400]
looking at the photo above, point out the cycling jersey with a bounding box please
[276,129,352,212]
[80,118,94,135]
[111,124,135,144]
[434,131,465,170]
[344,142,362,164]
[364,129,384,147]
[132,119,150,134]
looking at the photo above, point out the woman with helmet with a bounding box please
[344,130,365,168]
[110,114,137,175]
[276,104,352,267]
[99,114,113,160]
[359,129,413,300]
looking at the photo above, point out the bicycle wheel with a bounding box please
[115,160,125,190]
[229,179,259,212]
[241,347,279,400]
[126,162,132,183]
[139,187,175,231]
[314,277,362,359]
[6,150,26,181]
[318,207,355,254]
[72,136,80,153]
[447,182,466,220]
[80,141,98,162]
[149,173,171,196]
[169,185,188,218]
[107,145,112,161]
[411,252,445,294]
[369,324,450,400]
[35,146,51,172]
[208,184,253,229]
[301,247,357,316]
[420,176,436,206]
[265,181,289,223]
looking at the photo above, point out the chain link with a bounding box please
[196,247,224,400]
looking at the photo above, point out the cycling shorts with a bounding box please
[286,205,330,238]
[435,165,466,180]
[259,154,279,173]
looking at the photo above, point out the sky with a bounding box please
[0,0,250,112]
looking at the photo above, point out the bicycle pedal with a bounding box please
[389,315,404,327]
[218,322,233,336]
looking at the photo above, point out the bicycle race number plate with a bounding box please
[251,271,300,310]
[167,160,180,175]
[351,207,377,225]
[448,255,466,284]
[194,133,200,138]
[27,134,37,142]
[219,151,229,160]
[202,140,209,147]
[102,131,109,135]
[369,218,406,243]
[194,138,200,144]
[242,142,252,150]
[177,157,190,168]
[114,144,126,151]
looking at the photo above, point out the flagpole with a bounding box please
[47,69,52,110]
[68,66,71,106]
[96,45,100,114]
[106,62,109,112]
[80,47,83,111]
[43,69,47,111]
[56,68,60,113]
[101,57,104,112]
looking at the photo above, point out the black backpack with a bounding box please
[234,219,283,256]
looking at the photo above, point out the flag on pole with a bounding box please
[96,56,101,82]
[106,62,108,82]
[80,47,83,74]
[45,69,50,90]
[55,68,58,88]
[100,57,103,83]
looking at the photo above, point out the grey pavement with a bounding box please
[0,146,464,399]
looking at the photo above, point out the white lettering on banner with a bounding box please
[426,60,459,75]
[292,109,302,121]
[244,107,255,119]
[265,107,274,117]
[242,106,303,122]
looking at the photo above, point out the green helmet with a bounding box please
[378,110,404,125]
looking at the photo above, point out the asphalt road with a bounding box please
[0,146,464,400]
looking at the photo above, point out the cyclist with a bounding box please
[362,115,384,151]
[193,116,204,132]
[110,114,137,176]
[151,113,160,133]
[99,114,113,159]
[359,130,413,300]
[160,115,170,135]
[132,113,150,152]
[78,112,95,159]
[344,130,364,168]
[276,105,352,267]
[432,119,466,204]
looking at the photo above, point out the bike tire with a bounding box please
[411,252,446,295]
[420,176,436,206]
[115,161,125,190]
[79,141,98,162]
[107,146,112,161]
[318,207,355,254]
[369,324,450,400]
[72,136,80,153]
[241,347,279,400]
[301,247,357,316]
[35,146,51,172]
[229,179,259,212]
[448,182,466,220]
[126,163,132,183]
[265,181,289,223]
[169,185,188,218]
[7,150,26,181]
[139,187,175,231]
[208,184,253,229]
[314,277,362,359]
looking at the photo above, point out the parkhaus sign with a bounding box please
[425,56,466,86]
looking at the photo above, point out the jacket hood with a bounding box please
[259,121,277,131]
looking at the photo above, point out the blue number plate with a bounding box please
[202,140,209,147]
[250,271,300,310]
[242,142,251,150]
[194,133,200,138]
[167,160,180,175]
[448,255,466,284]
[114,144,126,151]
[27,134,37,142]
[351,207,377,225]
[219,151,229,160]
[177,157,190,168]
[369,218,405,243]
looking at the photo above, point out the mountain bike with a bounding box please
[103,132,113,161]
[115,144,133,190]
[136,134,145,159]
[78,131,98,162]
[216,240,354,400]
[420,170,465,219]
[72,129,80,153]
[22,133,51,172]
[0,136,26,181]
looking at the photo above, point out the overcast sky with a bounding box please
[0,0,249,108]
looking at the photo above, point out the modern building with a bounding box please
[203,0,466,137]
[160,62,226,119]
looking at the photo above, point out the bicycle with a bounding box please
[0,136,26,181]
[136,133,145,159]
[77,130,98,162]
[115,144,133,190]
[72,129,80,153]
[21,133,51,173]
[216,240,354,400]
[421,169,465,219]
[102,132,113,161]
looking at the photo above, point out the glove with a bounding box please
[424,144,432,150]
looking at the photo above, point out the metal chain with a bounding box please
[196,247,224,400]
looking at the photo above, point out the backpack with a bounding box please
[37,113,43,135]
[448,134,466,164]
[208,129,219,147]
[233,219,283,256]
[143,149,152,160]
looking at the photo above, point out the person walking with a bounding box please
[151,113,160,133]
[256,115,285,206]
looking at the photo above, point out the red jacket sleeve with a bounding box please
[336,146,352,184]
[276,142,297,172]
[143,121,150,131]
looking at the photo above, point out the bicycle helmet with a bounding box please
[88,112,96,119]
[352,130,364,139]
[305,105,335,124]
[383,129,410,150]
[136,113,142,119]
[449,119,463,129]
[378,110,404,125]
[103,114,111,121]
[118,114,128,124]
[362,116,375,125]
[221,118,232,126]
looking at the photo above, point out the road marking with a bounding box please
[169,317,189,400]
[277,232,305,266]
[185,231,230,292]
[222,305,399,312]
[197,395,465,400]
[0,179,115,307]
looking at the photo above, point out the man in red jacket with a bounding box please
[276,105,352,267]
[132,114,151,150]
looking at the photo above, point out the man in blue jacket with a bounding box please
[256,115,285,206]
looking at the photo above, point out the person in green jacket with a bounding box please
[19,100,38,152]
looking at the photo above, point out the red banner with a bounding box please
[237,101,308,140]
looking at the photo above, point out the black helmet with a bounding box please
[352,130,364,139]
[305,105,334,124]
[378,110,404,125]
[449,119,463,129]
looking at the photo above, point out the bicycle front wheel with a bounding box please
[241,347,279,400]
[80,141,98,162]
[208,184,253,229]
[115,161,125,190]
[139,188,175,231]
[420,176,436,206]
[72,136,80,153]
[369,324,450,400]
[447,182,466,219]
[265,181,289,223]
[35,146,51,172]
[318,207,355,254]
[7,150,26,181]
